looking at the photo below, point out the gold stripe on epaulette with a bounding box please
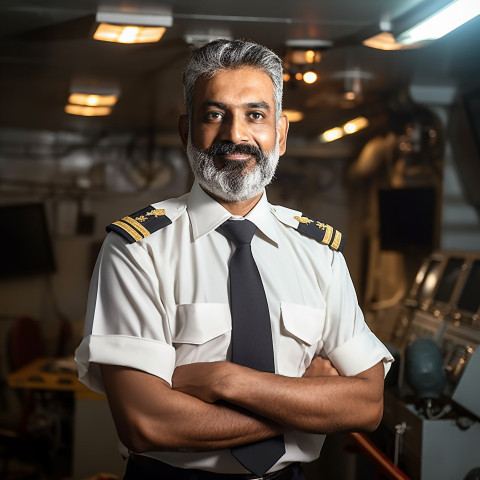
[122,216,150,237]
[332,230,342,251]
[112,221,143,241]
[322,224,333,245]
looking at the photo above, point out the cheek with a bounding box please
[254,128,277,152]
[192,125,215,150]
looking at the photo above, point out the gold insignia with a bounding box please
[112,220,143,241]
[146,208,166,218]
[294,216,313,224]
[322,224,334,245]
[332,230,342,251]
[316,222,327,230]
[122,216,150,237]
[135,215,149,223]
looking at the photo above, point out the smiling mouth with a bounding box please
[213,154,254,171]
[222,153,253,161]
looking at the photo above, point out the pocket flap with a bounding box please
[174,303,231,344]
[281,302,325,346]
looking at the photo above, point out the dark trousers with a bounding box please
[124,456,306,480]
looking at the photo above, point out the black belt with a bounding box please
[126,453,304,480]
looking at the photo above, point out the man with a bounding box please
[76,39,393,480]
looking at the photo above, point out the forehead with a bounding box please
[193,67,275,108]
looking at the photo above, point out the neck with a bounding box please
[206,189,264,216]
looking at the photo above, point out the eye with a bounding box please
[204,111,224,121]
[249,111,265,121]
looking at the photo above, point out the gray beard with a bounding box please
[186,137,279,203]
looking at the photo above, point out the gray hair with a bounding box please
[183,39,284,120]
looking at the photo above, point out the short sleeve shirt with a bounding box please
[75,181,393,474]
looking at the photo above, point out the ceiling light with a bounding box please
[284,39,331,68]
[94,6,172,44]
[184,32,232,47]
[65,105,112,117]
[320,127,344,143]
[395,0,480,45]
[343,116,369,134]
[363,31,423,50]
[68,93,118,107]
[94,24,166,43]
[319,116,370,142]
[283,109,305,123]
[303,71,318,84]
[287,49,322,65]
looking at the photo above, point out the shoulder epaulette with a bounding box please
[106,205,172,243]
[294,215,345,253]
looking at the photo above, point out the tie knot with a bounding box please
[218,219,257,246]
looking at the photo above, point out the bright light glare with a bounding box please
[397,0,480,45]
[94,23,166,43]
[65,104,112,116]
[320,127,344,143]
[283,109,305,123]
[305,50,316,63]
[343,116,369,134]
[303,71,318,84]
[68,93,118,107]
[119,26,140,43]
[320,116,369,142]
[363,32,423,50]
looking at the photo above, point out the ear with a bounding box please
[277,113,289,156]
[178,114,189,151]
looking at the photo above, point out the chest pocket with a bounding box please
[173,303,232,365]
[278,302,326,376]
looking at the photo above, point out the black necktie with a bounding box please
[217,219,285,477]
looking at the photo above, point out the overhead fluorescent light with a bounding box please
[94,24,166,44]
[68,93,118,107]
[65,105,112,116]
[94,6,172,44]
[96,10,173,27]
[67,78,120,115]
[396,0,480,45]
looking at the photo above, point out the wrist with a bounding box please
[218,363,267,407]
[212,362,238,401]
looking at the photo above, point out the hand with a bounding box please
[172,361,233,403]
[303,357,339,378]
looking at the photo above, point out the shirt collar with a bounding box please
[245,190,279,246]
[187,181,278,246]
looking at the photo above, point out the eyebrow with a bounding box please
[202,101,271,111]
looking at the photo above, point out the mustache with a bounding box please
[207,143,265,160]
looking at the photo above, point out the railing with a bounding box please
[348,432,412,480]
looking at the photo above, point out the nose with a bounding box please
[220,112,249,143]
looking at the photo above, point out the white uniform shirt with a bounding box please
[76,181,393,474]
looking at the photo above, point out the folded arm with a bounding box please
[100,357,383,454]
[99,364,286,454]
[172,358,385,434]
